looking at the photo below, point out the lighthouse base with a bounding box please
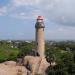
[37,57,50,75]
[23,56,50,75]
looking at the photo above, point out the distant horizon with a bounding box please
[0,39,75,41]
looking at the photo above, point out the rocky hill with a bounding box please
[0,61,28,75]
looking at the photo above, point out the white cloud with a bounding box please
[57,28,64,32]
[46,27,75,40]
[10,0,75,26]
[2,0,75,26]
[0,6,7,16]
[12,0,41,6]
[10,9,43,19]
[39,0,75,25]
[6,0,42,19]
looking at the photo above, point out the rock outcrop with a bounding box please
[38,57,50,75]
[3,61,16,66]
[0,61,28,75]
[0,56,50,75]
[24,56,42,75]
[24,56,50,75]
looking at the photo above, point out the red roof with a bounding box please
[37,16,43,20]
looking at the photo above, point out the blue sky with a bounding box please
[0,0,75,40]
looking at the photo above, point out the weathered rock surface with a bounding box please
[24,56,41,75]
[0,61,28,75]
[24,56,50,75]
[0,56,50,75]
[3,61,16,66]
[38,57,50,75]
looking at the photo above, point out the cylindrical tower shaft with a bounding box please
[35,16,45,57]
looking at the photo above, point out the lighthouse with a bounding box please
[35,16,45,57]
[24,16,50,75]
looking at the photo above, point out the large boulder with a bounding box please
[0,61,28,75]
[3,61,16,66]
[24,56,41,75]
[23,56,50,75]
[38,57,50,75]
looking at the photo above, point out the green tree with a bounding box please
[18,42,35,57]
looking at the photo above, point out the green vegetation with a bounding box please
[17,41,35,57]
[0,40,75,75]
[0,42,19,62]
[45,41,75,75]
[0,40,35,62]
